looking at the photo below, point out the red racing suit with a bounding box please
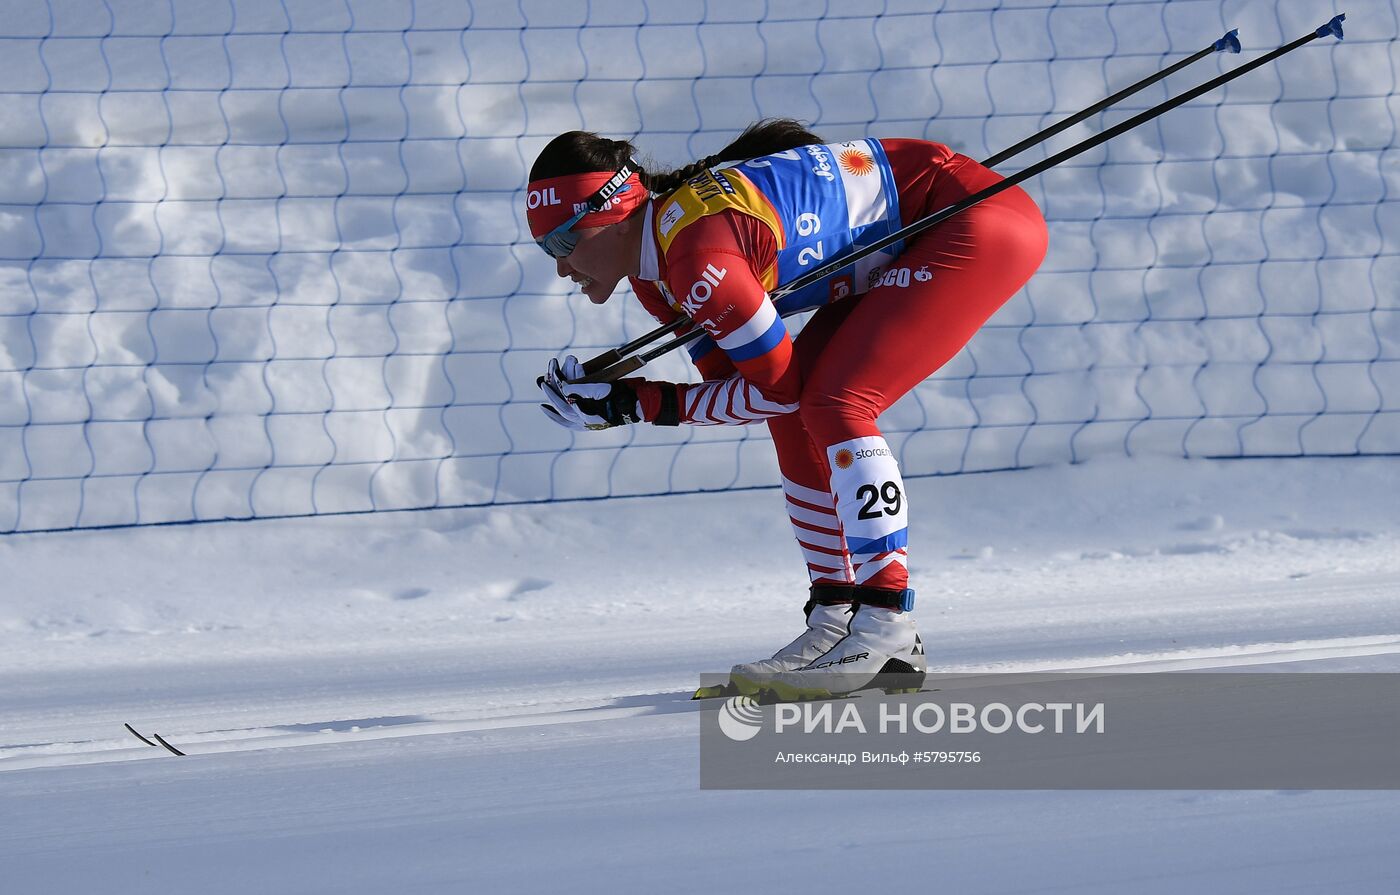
[629,139,1047,592]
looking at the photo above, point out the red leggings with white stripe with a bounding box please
[770,160,1048,592]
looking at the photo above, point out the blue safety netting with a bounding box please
[0,0,1395,533]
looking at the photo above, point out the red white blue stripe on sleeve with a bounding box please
[714,299,786,362]
[686,333,718,362]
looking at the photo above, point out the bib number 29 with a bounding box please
[856,481,902,520]
[795,213,823,266]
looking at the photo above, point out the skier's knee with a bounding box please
[799,386,872,435]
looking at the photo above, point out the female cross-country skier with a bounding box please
[525,119,1047,699]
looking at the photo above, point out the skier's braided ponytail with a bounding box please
[530,118,825,200]
[639,155,724,196]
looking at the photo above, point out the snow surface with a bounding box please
[3,455,1400,893]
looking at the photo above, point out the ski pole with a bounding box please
[580,15,1344,384]
[575,26,1243,381]
[983,28,1241,168]
[576,28,1242,379]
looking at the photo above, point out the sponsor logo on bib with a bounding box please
[838,148,875,176]
[658,202,685,237]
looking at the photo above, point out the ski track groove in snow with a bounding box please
[6,633,1399,773]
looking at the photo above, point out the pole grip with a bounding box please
[577,352,647,384]
[580,348,623,377]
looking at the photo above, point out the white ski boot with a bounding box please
[693,586,854,699]
[761,588,925,701]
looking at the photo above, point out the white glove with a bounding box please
[538,355,643,431]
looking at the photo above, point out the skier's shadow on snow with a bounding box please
[271,715,429,733]
[265,693,713,737]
